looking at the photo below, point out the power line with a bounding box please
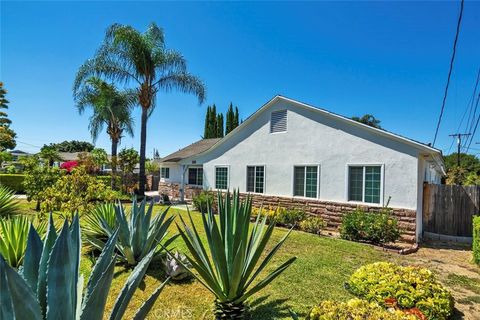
[465,92,480,153]
[457,68,480,145]
[432,0,465,146]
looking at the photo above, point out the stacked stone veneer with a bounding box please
[158,182,417,243]
[158,182,203,202]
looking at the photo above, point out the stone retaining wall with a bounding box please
[158,182,417,243]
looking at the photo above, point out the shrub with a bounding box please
[307,299,417,320]
[251,206,278,221]
[473,216,480,265]
[347,262,454,320]
[299,216,326,235]
[0,215,168,319]
[39,166,117,214]
[340,208,400,244]
[0,185,20,216]
[0,174,25,193]
[276,207,307,226]
[192,190,214,213]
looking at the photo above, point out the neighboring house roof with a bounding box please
[161,138,221,163]
[10,150,30,155]
[58,152,82,161]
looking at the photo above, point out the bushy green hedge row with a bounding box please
[473,216,480,265]
[0,174,25,193]
[340,208,400,244]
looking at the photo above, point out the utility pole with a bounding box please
[449,133,471,166]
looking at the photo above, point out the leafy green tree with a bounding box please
[48,140,95,152]
[352,114,382,129]
[91,148,109,171]
[118,147,139,174]
[74,23,206,197]
[0,151,12,167]
[21,156,63,210]
[39,145,62,167]
[145,160,159,174]
[73,77,136,188]
[444,153,480,185]
[0,82,16,151]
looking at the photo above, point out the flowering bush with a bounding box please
[346,262,454,320]
[307,299,417,320]
[40,166,118,213]
[299,216,326,235]
[251,206,278,221]
[340,208,400,244]
[60,160,78,172]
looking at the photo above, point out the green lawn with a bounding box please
[17,201,399,319]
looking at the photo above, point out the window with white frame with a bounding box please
[215,167,228,190]
[188,167,203,186]
[348,165,382,204]
[160,167,170,179]
[270,109,287,133]
[293,166,318,198]
[247,166,265,193]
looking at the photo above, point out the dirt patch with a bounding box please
[398,241,480,320]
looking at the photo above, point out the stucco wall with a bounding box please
[192,99,422,210]
[158,163,183,184]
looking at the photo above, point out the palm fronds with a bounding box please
[0,185,20,216]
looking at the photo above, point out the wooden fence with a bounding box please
[423,183,479,238]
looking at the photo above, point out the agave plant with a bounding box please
[0,215,47,268]
[0,214,169,319]
[176,190,297,319]
[83,198,177,266]
[83,202,117,246]
[0,185,20,216]
[163,251,192,281]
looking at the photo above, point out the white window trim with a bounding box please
[345,163,385,206]
[292,164,320,199]
[214,165,230,190]
[246,165,266,194]
[187,167,204,187]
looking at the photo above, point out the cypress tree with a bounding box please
[203,105,211,138]
[234,106,239,129]
[225,103,233,134]
[216,113,224,138]
[209,104,217,138]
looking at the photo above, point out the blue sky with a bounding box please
[1,1,479,157]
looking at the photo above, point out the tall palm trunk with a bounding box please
[110,138,118,190]
[138,106,148,197]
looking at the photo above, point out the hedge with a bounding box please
[474,216,480,265]
[0,174,25,193]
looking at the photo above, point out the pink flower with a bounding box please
[60,160,78,172]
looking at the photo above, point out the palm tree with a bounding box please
[74,23,206,197]
[73,77,135,189]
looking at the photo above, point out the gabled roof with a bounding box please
[191,95,443,159]
[161,138,221,163]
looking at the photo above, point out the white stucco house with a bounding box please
[159,95,445,242]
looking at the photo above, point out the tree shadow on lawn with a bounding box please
[249,295,293,320]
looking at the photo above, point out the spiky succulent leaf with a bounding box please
[132,277,170,320]
[0,255,42,319]
[22,223,43,293]
[176,190,296,315]
[0,185,20,216]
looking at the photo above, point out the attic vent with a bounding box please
[270,109,287,133]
